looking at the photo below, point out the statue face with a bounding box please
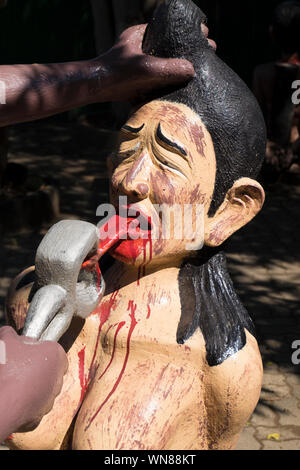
[108,100,217,267]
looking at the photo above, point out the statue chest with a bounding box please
[70,273,262,450]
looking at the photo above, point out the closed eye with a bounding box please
[156,124,191,168]
[158,160,185,177]
[152,146,187,178]
[118,142,141,159]
[122,124,144,134]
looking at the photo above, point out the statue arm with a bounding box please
[0,25,194,128]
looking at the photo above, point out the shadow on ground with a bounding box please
[0,118,115,322]
[226,179,300,432]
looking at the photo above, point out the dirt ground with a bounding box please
[0,118,299,450]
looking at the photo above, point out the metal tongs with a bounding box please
[22,220,104,342]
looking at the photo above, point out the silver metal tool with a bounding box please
[22,220,104,342]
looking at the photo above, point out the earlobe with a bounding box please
[205,178,265,247]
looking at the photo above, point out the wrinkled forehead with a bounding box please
[129,100,202,131]
[125,100,215,162]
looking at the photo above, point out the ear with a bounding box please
[205,178,265,247]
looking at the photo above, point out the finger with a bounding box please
[201,24,209,38]
[200,23,217,51]
[208,39,217,51]
[119,24,147,49]
[0,326,18,340]
[40,339,68,374]
[146,57,195,83]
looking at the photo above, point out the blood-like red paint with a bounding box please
[82,213,151,271]
[147,305,151,319]
[97,321,126,382]
[75,212,153,418]
[108,209,152,266]
[85,301,138,430]
[137,235,153,284]
[78,347,88,405]
[88,291,119,378]
[112,233,151,266]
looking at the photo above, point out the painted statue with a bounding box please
[6,0,266,450]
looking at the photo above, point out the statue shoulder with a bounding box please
[205,330,262,449]
[5,266,35,333]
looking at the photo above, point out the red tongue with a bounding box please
[98,215,138,256]
[81,215,139,270]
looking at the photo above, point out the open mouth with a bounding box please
[82,209,152,271]
[117,204,152,234]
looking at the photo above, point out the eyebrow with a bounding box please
[156,123,187,157]
[122,124,145,134]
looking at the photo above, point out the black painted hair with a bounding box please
[143,0,266,216]
[271,1,300,55]
[142,0,260,366]
[177,251,256,366]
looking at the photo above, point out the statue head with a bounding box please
[108,0,266,269]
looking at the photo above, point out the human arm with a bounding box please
[0,24,195,128]
[0,326,68,443]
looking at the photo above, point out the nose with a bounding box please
[118,153,151,201]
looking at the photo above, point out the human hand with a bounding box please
[0,326,68,441]
[97,24,199,102]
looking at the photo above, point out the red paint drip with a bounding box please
[85,301,138,431]
[78,347,88,404]
[97,321,126,382]
[147,305,151,319]
[136,236,153,285]
[76,292,120,407]
[111,211,152,266]
[88,290,119,383]
[96,263,101,292]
